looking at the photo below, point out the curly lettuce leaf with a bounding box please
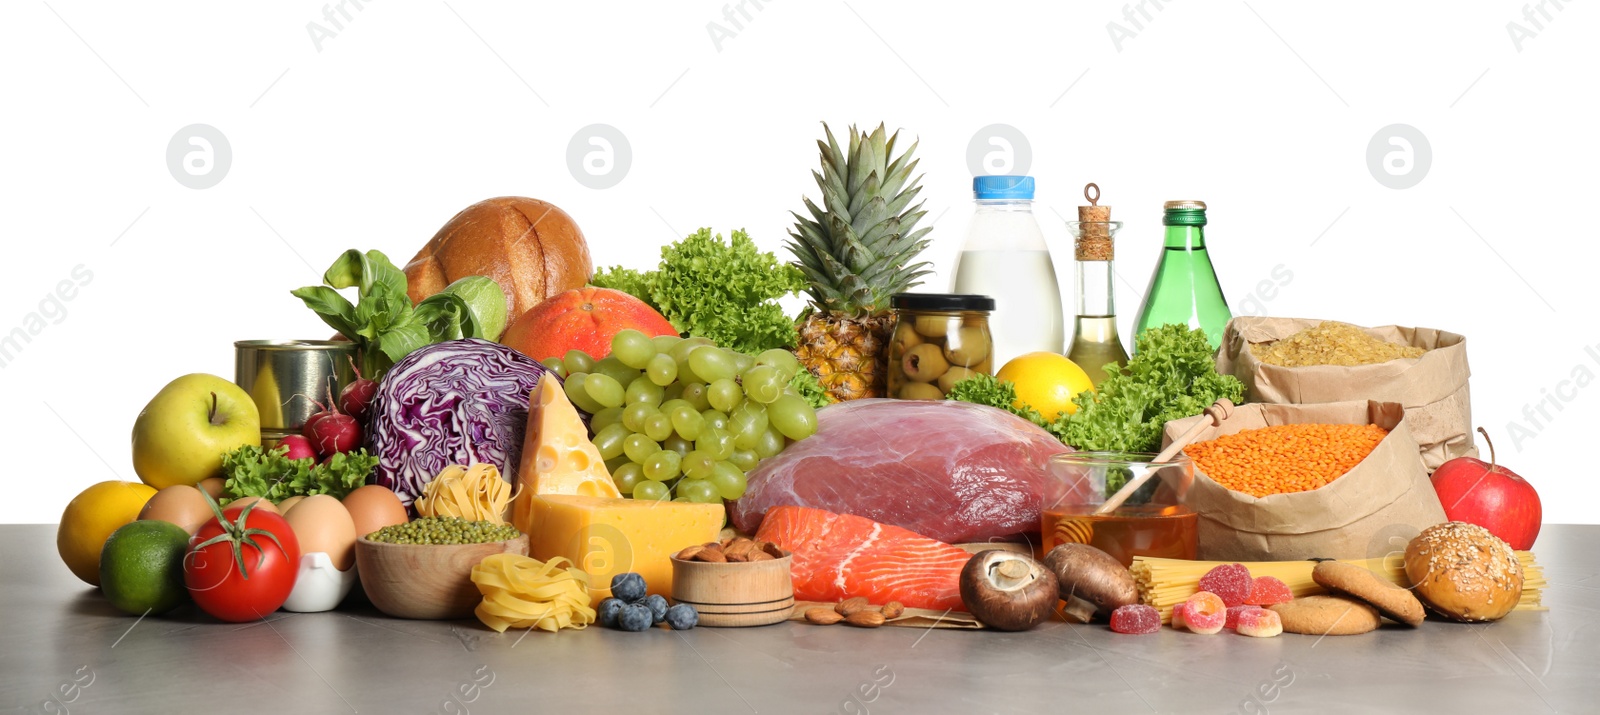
[1063,324,1244,453]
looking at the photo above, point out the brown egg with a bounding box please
[284,495,357,571]
[277,496,306,514]
[341,485,408,540]
[228,496,280,515]
[139,485,214,534]
[197,478,225,499]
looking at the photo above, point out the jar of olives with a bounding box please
[887,293,996,400]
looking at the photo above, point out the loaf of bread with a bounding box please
[1404,521,1523,622]
[405,197,592,326]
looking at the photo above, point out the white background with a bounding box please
[2,1,1595,524]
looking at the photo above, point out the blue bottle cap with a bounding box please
[973,175,1035,200]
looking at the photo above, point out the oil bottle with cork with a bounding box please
[1064,183,1129,386]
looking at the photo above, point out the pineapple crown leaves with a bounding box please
[787,122,934,316]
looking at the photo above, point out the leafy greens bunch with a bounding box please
[1063,324,1244,453]
[946,324,1244,454]
[221,445,378,503]
[591,229,806,355]
[292,249,507,377]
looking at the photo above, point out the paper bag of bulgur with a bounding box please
[1215,317,1475,470]
[1162,400,1447,562]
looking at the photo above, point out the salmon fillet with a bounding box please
[756,505,971,612]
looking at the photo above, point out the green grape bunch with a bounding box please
[539,331,820,504]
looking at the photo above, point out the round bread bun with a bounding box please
[1404,521,1523,622]
[405,197,592,327]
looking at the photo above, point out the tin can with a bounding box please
[235,340,358,432]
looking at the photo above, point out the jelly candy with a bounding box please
[1246,576,1293,606]
[1225,605,1263,629]
[1235,608,1283,638]
[1109,604,1162,634]
[1180,591,1226,635]
[1197,563,1254,607]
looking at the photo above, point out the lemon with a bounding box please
[57,481,158,586]
[99,520,191,615]
[996,352,1095,421]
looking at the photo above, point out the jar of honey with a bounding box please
[886,293,995,400]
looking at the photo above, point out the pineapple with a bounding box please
[788,123,933,402]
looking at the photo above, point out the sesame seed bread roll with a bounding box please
[1404,521,1523,623]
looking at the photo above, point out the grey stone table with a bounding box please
[4,524,1596,715]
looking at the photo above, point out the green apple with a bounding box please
[132,374,260,489]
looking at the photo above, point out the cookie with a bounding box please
[1312,561,1426,627]
[1268,595,1381,636]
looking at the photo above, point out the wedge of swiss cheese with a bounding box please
[513,375,620,533]
[525,495,725,606]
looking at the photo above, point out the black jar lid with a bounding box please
[889,293,995,312]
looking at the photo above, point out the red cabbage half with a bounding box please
[366,338,557,510]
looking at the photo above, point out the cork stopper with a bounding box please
[1076,183,1113,261]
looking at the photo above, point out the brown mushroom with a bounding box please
[1043,543,1140,623]
[959,550,1059,631]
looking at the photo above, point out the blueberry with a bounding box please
[597,598,625,628]
[616,603,654,632]
[665,603,698,630]
[644,594,668,624]
[610,573,647,603]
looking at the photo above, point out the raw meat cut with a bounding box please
[756,505,971,612]
[731,400,1081,544]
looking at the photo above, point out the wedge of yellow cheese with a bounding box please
[524,494,724,605]
[513,375,620,535]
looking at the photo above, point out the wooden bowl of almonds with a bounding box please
[670,537,793,627]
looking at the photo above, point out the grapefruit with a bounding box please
[500,287,676,361]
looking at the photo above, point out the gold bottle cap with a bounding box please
[1163,200,1206,210]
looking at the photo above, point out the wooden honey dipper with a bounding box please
[1094,398,1234,515]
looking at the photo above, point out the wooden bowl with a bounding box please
[354,534,528,620]
[670,551,794,627]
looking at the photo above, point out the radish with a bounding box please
[277,434,317,461]
[339,375,377,424]
[308,412,361,457]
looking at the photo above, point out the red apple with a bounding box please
[1430,428,1541,550]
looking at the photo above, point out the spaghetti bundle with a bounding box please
[1131,553,1545,623]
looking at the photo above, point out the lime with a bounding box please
[99,520,192,615]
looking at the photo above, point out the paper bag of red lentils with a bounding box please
[1161,400,1447,562]
[1215,317,1476,471]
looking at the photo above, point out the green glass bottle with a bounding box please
[1133,200,1231,351]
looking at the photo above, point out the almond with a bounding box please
[724,539,757,560]
[726,551,750,563]
[805,608,844,625]
[835,597,870,616]
[696,548,728,563]
[845,611,886,628]
[748,550,775,562]
[880,601,905,620]
[675,545,706,561]
[762,542,786,559]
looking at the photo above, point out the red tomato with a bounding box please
[184,503,301,622]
